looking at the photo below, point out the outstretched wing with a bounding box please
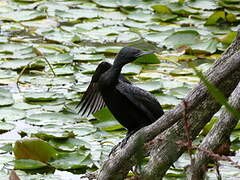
[116,82,163,122]
[77,62,131,116]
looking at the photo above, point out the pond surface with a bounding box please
[0,0,239,179]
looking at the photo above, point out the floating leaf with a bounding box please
[91,0,118,8]
[152,5,177,21]
[49,138,91,152]
[156,95,180,108]
[218,31,237,45]
[189,39,219,54]
[135,54,160,64]
[187,0,219,10]
[0,59,45,70]
[0,87,14,106]
[128,12,154,22]
[0,69,17,79]
[135,81,163,92]
[168,87,191,99]
[74,54,105,62]
[49,151,92,169]
[0,10,46,22]
[0,107,25,121]
[122,64,142,75]
[46,54,73,65]
[93,107,123,131]
[170,68,194,76]
[32,128,75,140]
[117,32,140,43]
[24,92,63,102]
[26,112,80,126]
[0,122,15,134]
[164,30,200,49]
[95,46,122,54]
[52,65,74,76]
[13,138,58,162]
[205,11,226,25]
[14,159,47,170]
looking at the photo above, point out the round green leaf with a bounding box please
[0,107,25,121]
[0,87,14,107]
[14,159,47,170]
[0,122,15,134]
[48,152,92,169]
[164,30,200,49]
[13,138,58,162]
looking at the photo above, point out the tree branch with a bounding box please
[187,81,240,179]
[98,30,240,180]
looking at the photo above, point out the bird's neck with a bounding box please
[108,64,122,82]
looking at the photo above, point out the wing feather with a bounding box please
[77,62,131,116]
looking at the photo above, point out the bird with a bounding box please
[76,47,164,144]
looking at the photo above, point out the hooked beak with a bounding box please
[136,51,154,58]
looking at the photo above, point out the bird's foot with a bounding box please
[108,130,137,156]
[108,136,131,156]
[108,142,121,157]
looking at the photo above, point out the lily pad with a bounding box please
[93,108,123,131]
[46,54,73,65]
[32,129,75,140]
[0,107,25,121]
[164,30,200,49]
[48,151,92,170]
[24,92,63,102]
[0,59,45,70]
[205,11,226,25]
[156,95,181,108]
[135,81,163,92]
[135,54,160,64]
[74,54,105,62]
[26,112,80,126]
[0,122,15,134]
[52,65,74,76]
[187,0,219,10]
[14,159,47,170]
[0,10,46,22]
[152,5,177,21]
[122,64,142,75]
[168,87,191,99]
[95,46,122,54]
[49,138,91,152]
[0,87,14,106]
[189,39,219,54]
[13,138,58,162]
[0,69,17,79]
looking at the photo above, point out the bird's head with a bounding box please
[113,47,153,67]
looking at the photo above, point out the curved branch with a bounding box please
[98,30,240,180]
[188,81,240,179]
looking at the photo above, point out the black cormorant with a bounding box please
[77,47,164,140]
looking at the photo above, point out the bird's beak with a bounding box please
[136,51,154,57]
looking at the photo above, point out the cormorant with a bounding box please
[77,47,164,141]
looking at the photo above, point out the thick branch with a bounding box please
[98,31,240,180]
[142,35,240,178]
[188,81,240,180]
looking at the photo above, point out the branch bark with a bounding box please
[98,30,240,180]
[187,81,240,180]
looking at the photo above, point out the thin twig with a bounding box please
[215,161,222,180]
[146,136,240,169]
[32,47,56,76]
[16,62,31,93]
[16,47,56,92]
